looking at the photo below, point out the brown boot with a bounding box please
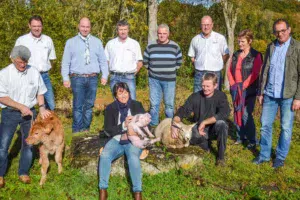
[134,192,142,200]
[99,189,108,200]
[19,175,31,184]
[0,177,5,188]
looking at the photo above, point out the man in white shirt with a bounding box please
[105,20,143,100]
[0,46,50,188]
[15,15,56,110]
[188,15,230,92]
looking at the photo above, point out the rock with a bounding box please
[70,135,204,176]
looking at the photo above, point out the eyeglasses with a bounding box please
[274,29,288,35]
[201,24,212,27]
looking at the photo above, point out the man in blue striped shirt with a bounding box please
[61,17,109,133]
[143,24,182,127]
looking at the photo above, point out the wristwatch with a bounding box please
[39,104,46,108]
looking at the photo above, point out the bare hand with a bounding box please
[124,116,133,128]
[258,95,264,105]
[101,78,107,85]
[39,107,51,119]
[292,99,300,111]
[20,105,33,117]
[171,125,179,139]
[63,81,71,88]
[198,122,206,136]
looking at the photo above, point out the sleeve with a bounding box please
[37,73,47,95]
[61,40,71,82]
[174,94,195,120]
[243,53,263,90]
[214,92,230,121]
[104,43,110,61]
[15,38,21,46]
[0,73,8,97]
[176,45,183,69]
[136,42,143,62]
[221,36,230,55]
[98,40,109,79]
[143,46,150,68]
[258,48,270,96]
[295,47,300,100]
[227,60,235,86]
[187,38,195,58]
[49,38,57,60]
[103,105,123,137]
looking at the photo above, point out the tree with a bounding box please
[148,0,158,42]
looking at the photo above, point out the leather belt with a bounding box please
[70,73,98,78]
[110,71,135,76]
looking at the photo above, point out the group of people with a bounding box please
[0,13,299,200]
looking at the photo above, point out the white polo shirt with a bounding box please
[105,37,142,73]
[0,64,47,108]
[15,32,56,72]
[188,31,229,71]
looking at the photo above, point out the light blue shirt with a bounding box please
[264,37,291,98]
[61,34,109,81]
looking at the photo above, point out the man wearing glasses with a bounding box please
[188,15,229,92]
[253,19,300,168]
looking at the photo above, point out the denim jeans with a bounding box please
[148,77,176,126]
[259,95,294,161]
[41,72,55,110]
[71,76,98,133]
[110,74,136,100]
[190,120,228,160]
[235,95,257,144]
[0,108,36,176]
[99,138,142,192]
[194,70,222,93]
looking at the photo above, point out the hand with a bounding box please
[171,124,179,139]
[198,122,206,136]
[101,78,107,85]
[124,116,133,128]
[39,107,51,119]
[63,81,71,88]
[19,105,33,117]
[292,99,300,111]
[258,95,264,105]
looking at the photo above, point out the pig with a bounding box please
[26,111,64,185]
[127,113,160,149]
[154,118,196,149]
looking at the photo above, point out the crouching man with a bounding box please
[171,73,230,166]
[0,46,50,188]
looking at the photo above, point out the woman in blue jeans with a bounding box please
[98,82,146,200]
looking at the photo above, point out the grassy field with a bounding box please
[1,80,300,200]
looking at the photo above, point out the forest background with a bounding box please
[1,0,300,199]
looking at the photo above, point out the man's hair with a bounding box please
[29,15,43,25]
[113,82,131,98]
[272,19,290,33]
[11,45,31,61]
[202,72,218,85]
[157,23,170,33]
[238,29,253,43]
[117,20,130,30]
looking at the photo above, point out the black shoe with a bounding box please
[216,159,225,166]
[272,158,284,169]
[252,157,269,165]
[246,143,256,150]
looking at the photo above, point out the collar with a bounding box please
[117,36,129,43]
[11,63,29,75]
[78,33,91,41]
[29,32,43,42]
[200,31,214,39]
[275,37,291,47]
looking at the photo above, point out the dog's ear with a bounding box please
[44,123,54,134]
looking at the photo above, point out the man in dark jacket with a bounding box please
[253,19,300,168]
[171,73,230,166]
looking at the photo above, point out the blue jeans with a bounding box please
[259,95,294,161]
[71,76,98,133]
[110,74,136,100]
[235,95,257,144]
[41,72,55,110]
[0,108,36,176]
[194,70,222,93]
[148,77,176,126]
[99,138,142,192]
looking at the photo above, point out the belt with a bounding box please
[110,71,135,76]
[40,71,48,74]
[70,73,98,78]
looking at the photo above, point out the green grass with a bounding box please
[1,84,300,199]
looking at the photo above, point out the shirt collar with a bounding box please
[275,36,291,47]
[117,36,129,43]
[200,31,214,39]
[11,63,29,75]
[29,32,43,42]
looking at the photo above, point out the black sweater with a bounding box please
[175,90,230,123]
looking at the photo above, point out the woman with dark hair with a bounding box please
[227,29,263,149]
[98,82,146,200]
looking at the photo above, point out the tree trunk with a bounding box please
[148,0,158,43]
[220,0,238,90]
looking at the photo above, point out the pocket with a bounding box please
[27,84,38,99]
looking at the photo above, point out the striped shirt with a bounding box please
[143,40,182,81]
